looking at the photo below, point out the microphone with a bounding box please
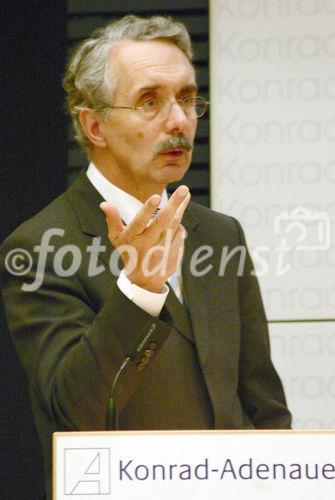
[106,322,157,430]
[107,356,131,430]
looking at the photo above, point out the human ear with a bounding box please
[79,108,107,148]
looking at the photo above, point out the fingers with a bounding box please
[126,194,161,235]
[147,186,190,240]
[172,224,187,269]
[100,203,125,243]
[174,191,191,222]
[170,191,190,234]
[152,223,186,280]
[123,185,190,242]
[157,185,189,226]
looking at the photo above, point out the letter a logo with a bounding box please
[64,448,111,495]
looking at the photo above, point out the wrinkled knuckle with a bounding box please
[137,220,146,232]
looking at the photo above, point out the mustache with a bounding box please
[155,134,193,154]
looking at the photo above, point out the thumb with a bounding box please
[100,202,125,242]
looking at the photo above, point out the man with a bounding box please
[0,15,291,499]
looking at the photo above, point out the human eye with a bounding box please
[135,93,162,119]
[181,95,193,103]
[141,98,160,111]
[179,95,195,107]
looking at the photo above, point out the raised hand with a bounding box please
[100,185,190,292]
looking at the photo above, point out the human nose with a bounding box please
[163,100,189,132]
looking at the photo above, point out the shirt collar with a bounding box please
[86,162,168,224]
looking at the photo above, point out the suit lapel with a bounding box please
[181,205,211,371]
[66,170,117,269]
[164,284,194,342]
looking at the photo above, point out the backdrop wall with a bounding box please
[210,0,335,428]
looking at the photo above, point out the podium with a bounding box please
[53,430,335,499]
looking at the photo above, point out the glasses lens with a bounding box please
[194,97,208,118]
[138,97,208,120]
[139,99,162,120]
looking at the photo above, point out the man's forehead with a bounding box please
[110,39,196,87]
[133,83,198,95]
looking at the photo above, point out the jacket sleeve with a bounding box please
[0,229,173,431]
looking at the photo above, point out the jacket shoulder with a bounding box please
[1,192,75,248]
[187,201,243,241]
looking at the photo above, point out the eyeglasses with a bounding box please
[105,95,209,121]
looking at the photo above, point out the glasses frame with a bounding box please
[105,95,209,120]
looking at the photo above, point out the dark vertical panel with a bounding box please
[1,3,68,239]
[1,2,67,498]
[66,1,210,206]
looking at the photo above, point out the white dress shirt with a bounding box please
[86,162,171,317]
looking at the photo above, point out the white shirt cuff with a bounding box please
[117,270,169,317]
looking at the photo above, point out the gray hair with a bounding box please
[63,15,193,155]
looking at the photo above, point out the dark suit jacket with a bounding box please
[0,170,291,497]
